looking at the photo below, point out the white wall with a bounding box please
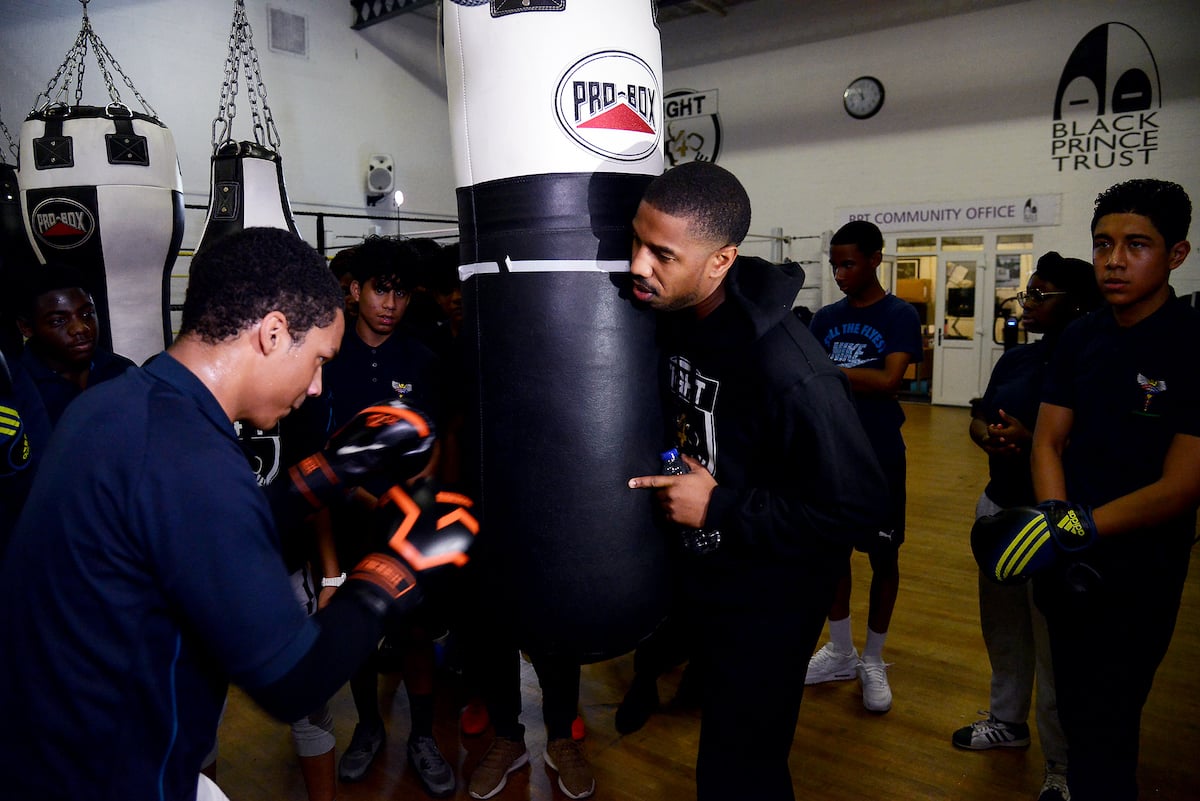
[0,0,458,250]
[3,0,1196,282]
[662,0,1200,300]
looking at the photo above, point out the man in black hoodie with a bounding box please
[626,161,889,800]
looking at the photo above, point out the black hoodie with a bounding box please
[657,255,889,563]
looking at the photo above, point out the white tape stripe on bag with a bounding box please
[459,258,631,281]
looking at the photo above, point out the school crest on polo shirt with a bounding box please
[391,380,414,400]
[1135,372,1167,416]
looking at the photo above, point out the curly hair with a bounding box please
[348,235,424,293]
[179,228,342,345]
[640,162,751,247]
[1092,179,1191,248]
[830,220,884,257]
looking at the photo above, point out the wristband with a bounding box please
[321,572,347,588]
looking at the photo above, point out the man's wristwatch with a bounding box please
[321,572,347,588]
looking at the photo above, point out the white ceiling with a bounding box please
[362,0,1026,74]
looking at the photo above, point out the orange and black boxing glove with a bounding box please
[267,399,435,532]
[342,481,480,621]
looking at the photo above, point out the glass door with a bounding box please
[933,254,985,406]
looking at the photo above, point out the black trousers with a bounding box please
[684,540,849,801]
[1036,532,1192,801]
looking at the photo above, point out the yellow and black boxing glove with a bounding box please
[2,351,32,478]
[1,401,31,477]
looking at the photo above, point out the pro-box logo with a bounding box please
[31,197,95,249]
[555,50,660,162]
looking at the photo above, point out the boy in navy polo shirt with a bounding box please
[806,220,922,713]
[15,262,136,426]
[0,228,458,801]
[1031,179,1200,800]
[312,235,454,798]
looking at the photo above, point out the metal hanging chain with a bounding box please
[211,0,281,152]
[31,0,157,117]
[0,102,18,163]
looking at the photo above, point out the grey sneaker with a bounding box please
[857,656,893,713]
[805,643,859,685]
[951,713,1032,750]
[544,738,595,800]
[468,737,528,800]
[1038,770,1070,801]
[338,721,385,782]
[407,735,455,798]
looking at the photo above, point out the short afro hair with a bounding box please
[16,261,95,319]
[830,220,884,257]
[640,161,751,247]
[179,228,342,345]
[1092,179,1191,248]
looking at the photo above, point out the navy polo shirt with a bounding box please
[0,352,317,801]
[19,345,136,426]
[977,340,1050,507]
[323,326,443,429]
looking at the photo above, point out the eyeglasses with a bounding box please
[1016,288,1069,305]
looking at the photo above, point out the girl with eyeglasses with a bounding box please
[953,251,1103,801]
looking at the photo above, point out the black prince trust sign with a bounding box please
[1050,22,1162,173]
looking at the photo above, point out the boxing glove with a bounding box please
[972,499,1097,585]
[341,480,479,622]
[1,401,30,477]
[1,352,32,477]
[267,399,435,532]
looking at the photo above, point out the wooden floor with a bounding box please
[214,403,1200,800]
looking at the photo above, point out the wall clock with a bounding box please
[844,76,885,119]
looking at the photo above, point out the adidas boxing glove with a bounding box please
[972,500,1097,585]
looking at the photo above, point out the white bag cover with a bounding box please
[19,104,184,366]
[194,140,298,256]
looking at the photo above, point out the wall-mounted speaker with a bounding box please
[366,154,394,194]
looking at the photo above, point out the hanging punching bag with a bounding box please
[445,0,667,662]
[194,140,297,256]
[16,3,184,367]
[19,105,184,366]
[194,0,296,256]
[1,158,38,356]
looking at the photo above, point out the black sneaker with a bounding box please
[951,713,1031,750]
[339,721,385,782]
[614,675,658,735]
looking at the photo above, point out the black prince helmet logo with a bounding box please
[1050,22,1161,172]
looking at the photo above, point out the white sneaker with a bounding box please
[857,656,893,713]
[805,643,860,685]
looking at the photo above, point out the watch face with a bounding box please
[844,76,884,119]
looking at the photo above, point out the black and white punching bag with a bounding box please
[1,161,37,268]
[445,0,667,662]
[195,0,297,256]
[194,140,298,256]
[18,104,184,365]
